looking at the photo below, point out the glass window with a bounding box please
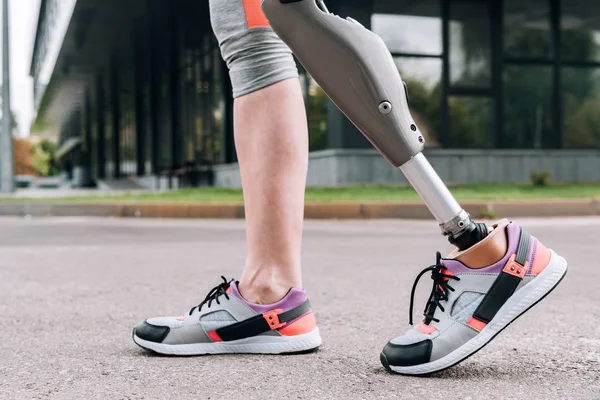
[503,65,553,148]
[448,96,494,148]
[143,83,152,175]
[504,0,551,59]
[183,49,197,163]
[193,49,205,165]
[562,67,600,148]
[159,72,171,170]
[105,107,113,178]
[211,47,225,165]
[394,57,442,146]
[200,53,212,165]
[120,87,136,176]
[561,1,600,62]
[300,73,328,151]
[90,112,97,179]
[372,0,442,56]
[449,1,491,88]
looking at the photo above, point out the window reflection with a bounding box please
[183,49,196,164]
[449,1,491,88]
[105,107,113,178]
[212,47,225,164]
[142,83,152,175]
[372,0,442,55]
[120,89,136,176]
[90,109,98,179]
[504,65,553,148]
[299,73,328,151]
[448,96,493,148]
[561,1,600,62]
[159,74,171,170]
[504,0,551,59]
[562,67,600,148]
[394,57,442,147]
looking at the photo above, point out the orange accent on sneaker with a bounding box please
[242,0,270,28]
[467,317,487,332]
[263,309,286,330]
[176,315,184,321]
[207,330,222,342]
[502,254,528,278]
[442,267,454,281]
[531,240,551,275]
[418,321,437,334]
[437,268,454,291]
[278,312,317,336]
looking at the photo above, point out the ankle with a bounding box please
[238,269,301,305]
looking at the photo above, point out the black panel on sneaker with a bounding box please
[134,322,170,344]
[381,340,433,367]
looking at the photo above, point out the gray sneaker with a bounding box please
[133,277,322,355]
[381,220,568,375]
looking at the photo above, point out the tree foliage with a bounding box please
[31,139,59,177]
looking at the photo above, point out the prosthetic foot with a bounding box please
[382,220,568,375]
[261,0,487,250]
[261,0,569,375]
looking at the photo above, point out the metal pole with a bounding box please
[0,0,13,193]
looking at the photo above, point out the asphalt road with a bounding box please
[1,216,598,399]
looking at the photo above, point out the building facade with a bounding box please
[31,0,600,188]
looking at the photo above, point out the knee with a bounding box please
[209,0,299,98]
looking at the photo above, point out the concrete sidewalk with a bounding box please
[0,217,598,399]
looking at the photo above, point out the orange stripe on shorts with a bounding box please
[242,0,270,28]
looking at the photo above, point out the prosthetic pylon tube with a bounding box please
[261,0,488,249]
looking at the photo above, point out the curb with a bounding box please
[1,199,599,219]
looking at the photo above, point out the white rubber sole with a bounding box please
[133,328,322,356]
[388,250,568,375]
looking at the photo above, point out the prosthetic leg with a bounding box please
[261,0,488,250]
[259,2,570,376]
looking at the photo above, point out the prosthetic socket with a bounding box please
[261,0,488,250]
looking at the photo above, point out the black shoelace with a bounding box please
[409,252,461,325]
[189,276,233,316]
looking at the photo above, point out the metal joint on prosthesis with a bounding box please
[261,0,489,250]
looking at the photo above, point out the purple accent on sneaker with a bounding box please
[228,281,308,314]
[441,222,522,274]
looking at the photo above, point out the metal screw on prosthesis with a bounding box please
[441,210,471,236]
[379,101,392,114]
[447,220,491,251]
[440,210,490,251]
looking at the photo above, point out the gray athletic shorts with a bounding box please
[209,0,299,98]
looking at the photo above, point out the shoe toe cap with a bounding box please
[381,339,433,368]
[133,321,171,344]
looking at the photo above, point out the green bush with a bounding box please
[530,169,552,187]
[31,139,59,177]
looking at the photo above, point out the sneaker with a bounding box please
[381,219,568,375]
[133,277,322,355]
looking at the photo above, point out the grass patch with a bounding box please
[4,183,600,204]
